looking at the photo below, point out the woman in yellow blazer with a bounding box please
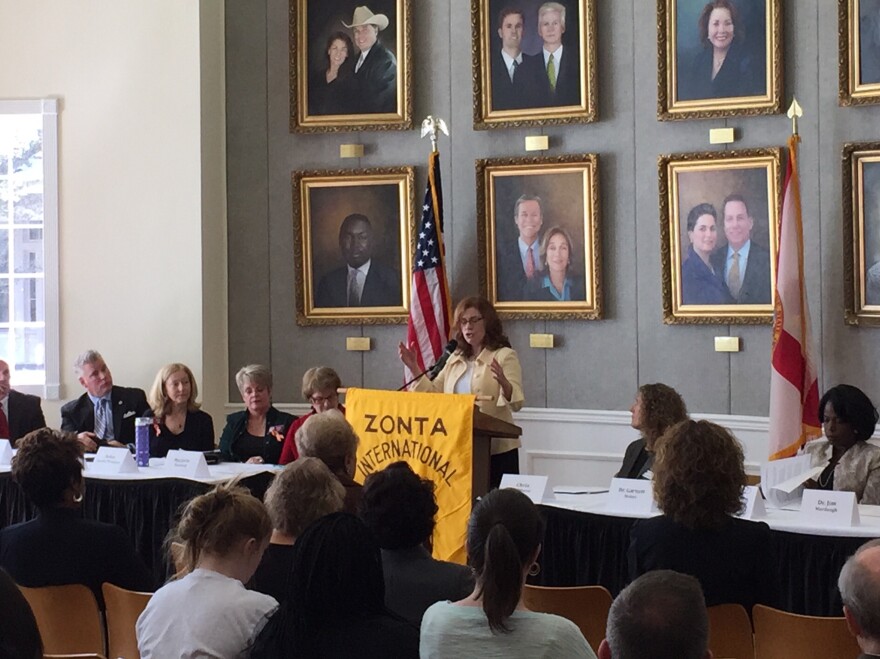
[398,296,524,488]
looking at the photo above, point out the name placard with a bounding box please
[800,489,860,527]
[738,485,767,520]
[500,474,548,503]
[164,449,211,479]
[607,478,656,515]
[0,439,12,465]
[89,446,139,475]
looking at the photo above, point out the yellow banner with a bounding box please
[347,387,474,564]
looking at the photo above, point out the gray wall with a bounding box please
[225,0,880,415]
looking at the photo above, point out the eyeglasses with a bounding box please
[459,316,483,327]
[309,394,337,406]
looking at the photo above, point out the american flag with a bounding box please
[405,151,452,380]
[768,134,821,459]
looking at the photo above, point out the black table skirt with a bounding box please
[0,472,273,589]
[531,505,865,617]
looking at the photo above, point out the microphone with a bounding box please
[428,339,458,381]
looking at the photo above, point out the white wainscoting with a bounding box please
[514,407,772,490]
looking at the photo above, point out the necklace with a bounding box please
[817,459,838,488]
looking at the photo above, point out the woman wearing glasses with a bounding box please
[398,296,524,488]
[219,364,297,464]
[278,367,345,465]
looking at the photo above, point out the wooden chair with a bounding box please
[523,584,612,651]
[752,604,860,659]
[707,603,754,659]
[102,583,152,659]
[18,584,105,656]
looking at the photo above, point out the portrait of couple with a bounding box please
[488,0,583,112]
[295,169,411,324]
[295,0,408,128]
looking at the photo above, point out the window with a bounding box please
[0,100,59,398]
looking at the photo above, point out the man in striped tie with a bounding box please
[60,350,149,452]
[496,194,544,301]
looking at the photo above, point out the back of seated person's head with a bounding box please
[11,428,83,510]
[0,568,42,659]
[653,419,746,530]
[264,457,345,540]
[360,461,438,550]
[467,488,545,633]
[172,481,272,579]
[599,570,709,659]
[280,513,385,654]
[637,383,688,444]
[295,409,359,478]
[839,538,880,649]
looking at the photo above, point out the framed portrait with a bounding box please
[289,0,412,132]
[476,155,602,319]
[839,0,880,106]
[293,167,414,325]
[471,0,597,130]
[657,0,782,120]
[659,148,782,324]
[843,143,880,324]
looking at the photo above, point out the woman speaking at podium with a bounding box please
[398,296,524,489]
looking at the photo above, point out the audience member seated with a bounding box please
[598,570,710,659]
[420,488,595,659]
[250,513,419,659]
[279,366,344,465]
[61,349,150,452]
[616,383,687,480]
[803,384,880,504]
[359,461,473,624]
[250,457,345,603]
[295,409,362,512]
[839,538,880,659]
[136,483,277,658]
[143,362,214,457]
[219,364,296,464]
[628,419,776,610]
[0,567,43,659]
[0,358,46,446]
[0,429,152,606]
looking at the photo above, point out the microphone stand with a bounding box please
[398,360,442,391]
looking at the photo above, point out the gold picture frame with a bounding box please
[293,167,414,325]
[839,0,880,106]
[471,0,597,130]
[289,0,412,132]
[657,0,783,121]
[843,142,880,324]
[659,148,782,324]
[476,155,602,319]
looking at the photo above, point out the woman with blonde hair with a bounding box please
[279,366,344,465]
[145,363,214,458]
[136,483,277,658]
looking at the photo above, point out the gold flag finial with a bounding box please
[786,99,803,136]
[420,115,449,153]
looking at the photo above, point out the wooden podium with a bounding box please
[472,409,521,499]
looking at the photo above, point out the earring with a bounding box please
[73,492,84,503]
[528,562,541,576]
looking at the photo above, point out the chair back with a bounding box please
[18,584,105,656]
[522,584,612,651]
[102,583,152,659]
[707,603,754,659]
[752,604,860,659]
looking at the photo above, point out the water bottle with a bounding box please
[135,417,151,467]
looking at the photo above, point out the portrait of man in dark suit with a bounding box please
[344,5,397,114]
[709,193,772,305]
[531,1,581,107]
[496,194,545,301]
[491,7,542,111]
[0,359,46,445]
[315,213,402,308]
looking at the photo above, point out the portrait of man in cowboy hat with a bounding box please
[342,5,398,114]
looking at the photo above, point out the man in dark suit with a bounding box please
[839,539,880,659]
[490,7,543,111]
[496,194,544,301]
[344,6,397,114]
[315,213,402,308]
[710,193,772,305]
[0,359,46,445]
[532,2,581,108]
[60,350,150,452]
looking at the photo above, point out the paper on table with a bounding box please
[761,454,813,508]
[772,466,825,494]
